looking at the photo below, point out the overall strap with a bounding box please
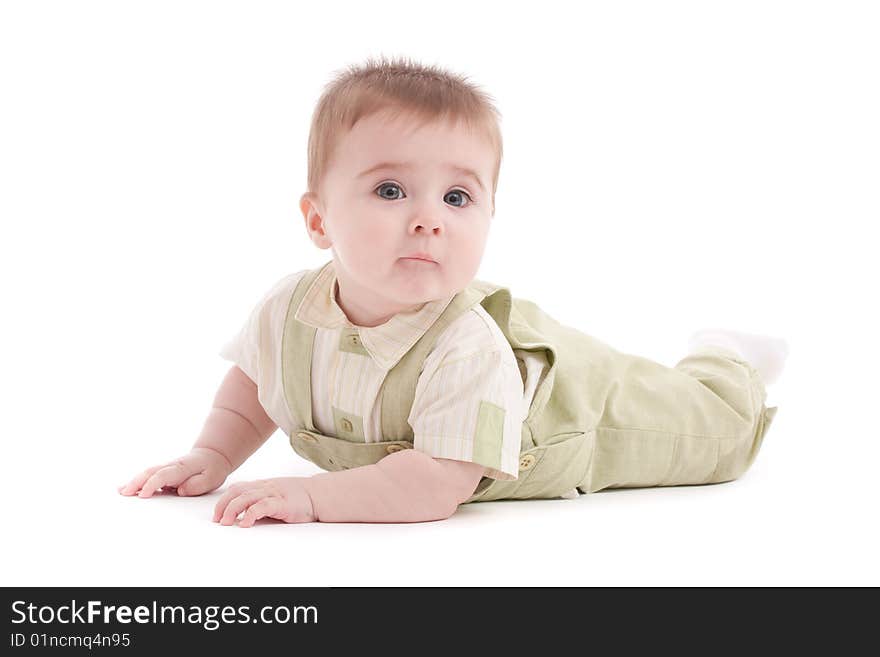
[280,262,332,433]
[379,283,500,441]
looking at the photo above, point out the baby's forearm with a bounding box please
[301,449,481,523]
[193,366,277,472]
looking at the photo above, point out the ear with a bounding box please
[300,192,332,249]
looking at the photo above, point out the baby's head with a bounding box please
[299,55,503,326]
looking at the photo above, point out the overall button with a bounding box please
[386,444,406,454]
[348,335,360,346]
[519,454,536,470]
[340,418,353,432]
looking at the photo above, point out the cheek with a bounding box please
[336,211,392,249]
[450,220,489,256]
[349,226,387,249]
[446,224,488,278]
[333,219,396,275]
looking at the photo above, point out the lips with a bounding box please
[401,252,437,263]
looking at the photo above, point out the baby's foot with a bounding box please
[688,328,789,385]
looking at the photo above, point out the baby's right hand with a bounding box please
[118,447,233,498]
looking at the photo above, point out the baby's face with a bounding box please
[301,109,496,315]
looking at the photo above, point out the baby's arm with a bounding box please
[300,451,486,523]
[213,450,486,525]
[193,365,278,471]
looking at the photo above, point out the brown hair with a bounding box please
[306,54,503,214]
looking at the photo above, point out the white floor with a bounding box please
[5,348,877,587]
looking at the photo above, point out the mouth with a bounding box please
[400,253,438,264]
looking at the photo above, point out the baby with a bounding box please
[119,55,789,526]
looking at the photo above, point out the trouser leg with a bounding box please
[580,345,778,493]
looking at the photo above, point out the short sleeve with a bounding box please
[218,317,259,388]
[407,309,525,481]
[218,270,308,431]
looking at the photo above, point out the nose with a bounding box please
[408,214,443,235]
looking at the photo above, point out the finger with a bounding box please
[238,498,282,528]
[212,481,257,521]
[120,464,167,496]
[219,489,266,526]
[139,463,193,498]
[119,464,166,496]
[220,489,265,525]
[177,473,211,497]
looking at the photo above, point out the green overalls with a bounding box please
[281,263,778,504]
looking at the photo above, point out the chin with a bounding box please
[391,279,447,304]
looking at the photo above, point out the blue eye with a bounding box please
[374,182,473,208]
[444,189,473,208]
[376,182,404,200]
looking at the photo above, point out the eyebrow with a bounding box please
[356,161,486,192]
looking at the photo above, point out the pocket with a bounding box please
[465,431,593,503]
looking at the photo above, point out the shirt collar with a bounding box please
[293,260,456,370]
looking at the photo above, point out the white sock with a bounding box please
[687,328,789,385]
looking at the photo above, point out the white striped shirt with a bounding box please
[219,262,547,481]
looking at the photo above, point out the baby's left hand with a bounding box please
[213,477,316,527]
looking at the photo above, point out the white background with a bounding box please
[2,0,877,586]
